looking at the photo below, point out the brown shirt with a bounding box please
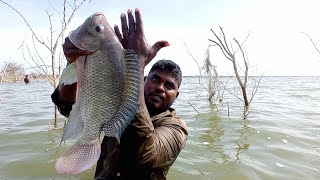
[95,106,188,180]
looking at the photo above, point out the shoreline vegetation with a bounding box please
[0,75,50,83]
[1,75,319,84]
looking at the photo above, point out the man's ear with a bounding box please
[176,91,179,99]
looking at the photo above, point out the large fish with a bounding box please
[55,12,140,174]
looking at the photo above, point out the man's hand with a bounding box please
[114,8,169,68]
[62,37,93,63]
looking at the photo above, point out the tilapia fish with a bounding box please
[56,12,140,174]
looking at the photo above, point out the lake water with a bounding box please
[0,77,320,180]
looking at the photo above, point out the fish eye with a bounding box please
[95,25,104,32]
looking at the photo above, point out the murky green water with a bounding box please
[1,77,320,180]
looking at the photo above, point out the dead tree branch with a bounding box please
[249,74,263,104]
[184,42,208,91]
[208,27,256,107]
[0,0,51,51]
[187,101,200,115]
[301,32,320,55]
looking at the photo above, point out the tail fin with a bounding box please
[55,138,101,174]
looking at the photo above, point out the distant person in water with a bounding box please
[24,75,30,84]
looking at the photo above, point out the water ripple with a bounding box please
[1,78,320,179]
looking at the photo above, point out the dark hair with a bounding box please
[148,59,182,87]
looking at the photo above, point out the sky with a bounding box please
[1,0,320,76]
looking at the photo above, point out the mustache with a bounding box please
[144,93,165,101]
[151,93,164,100]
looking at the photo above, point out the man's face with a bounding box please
[144,69,180,116]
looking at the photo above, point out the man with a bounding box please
[51,8,187,179]
[24,75,30,84]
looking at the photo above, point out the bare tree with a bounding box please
[0,0,90,129]
[0,61,25,82]
[208,27,254,108]
[184,43,222,102]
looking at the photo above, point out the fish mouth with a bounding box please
[68,30,87,50]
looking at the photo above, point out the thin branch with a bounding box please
[224,87,244,102]
[208,39,233,61]
[234,38,248,87]
[220,74,233,100]
[249,74,263,103]
[0,0,51,51]
[187,101,200,115]
[243,110,250,120]
[63,0,67,28]
[29,37,43,68]
[210,29,233,60]
[234,32,250,54]
[48,0,63,25]
[220,26,233,57]
[184,42,208,91]
[31,35,49,72]
[51,0,88,66]
[21,44,53,86]
[227,101,230,118]
[211,28,232,58]
[301,32,320,55]
[26,44,52,82]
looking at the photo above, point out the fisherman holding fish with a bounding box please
[51,8,187,179]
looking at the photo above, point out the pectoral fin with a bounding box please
[59,62,78,86]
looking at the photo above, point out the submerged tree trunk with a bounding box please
[54,106,59,128]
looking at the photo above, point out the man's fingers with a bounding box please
[135,8,143,34]
[146,40,170,65]
[152,40,170,53]
[114,24,123,41]
[120,13,129,37]
[127,9,135,34]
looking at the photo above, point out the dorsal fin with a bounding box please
[103,49,141,143]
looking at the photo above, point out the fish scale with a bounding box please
[55,12,140,174]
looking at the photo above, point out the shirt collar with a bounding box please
[150,108,175,121]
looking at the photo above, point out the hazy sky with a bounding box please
[1,0,320,76]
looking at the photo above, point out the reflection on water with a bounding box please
[1,77,320,180]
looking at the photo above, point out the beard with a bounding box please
[145,98,173,117]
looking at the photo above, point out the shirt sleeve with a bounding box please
[129,103,188,168]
